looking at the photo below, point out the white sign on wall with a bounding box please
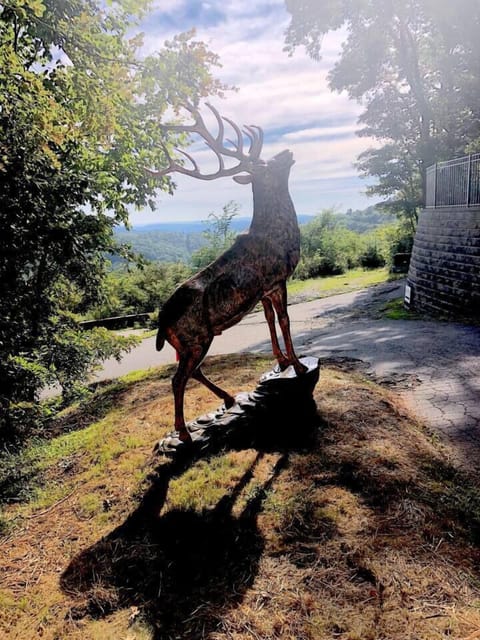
[404,284,412,305]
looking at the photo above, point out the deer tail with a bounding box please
[156,306,171,352]
[156,328,165,352]
[155,301,177,351]
[156,285,196,353]
[156,301,171,352]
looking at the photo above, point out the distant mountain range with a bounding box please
[115,214,315,235]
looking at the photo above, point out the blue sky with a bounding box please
[132,0,378,224]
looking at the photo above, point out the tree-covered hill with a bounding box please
[112,209,389,265]
[336,206,390,233]
[112,230,206,265]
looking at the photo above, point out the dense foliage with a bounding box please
[101,206,413,319]
[0,0,225,442]
[87,202,241,320]
[82,208,411,322]
[285,0,480,224]
[90,262,193,320]
[294,209,411,280]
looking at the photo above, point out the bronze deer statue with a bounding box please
[150,103,306,444]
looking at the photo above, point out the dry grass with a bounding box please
[1,354,480,639]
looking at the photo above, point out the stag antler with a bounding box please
[148,103,264,181]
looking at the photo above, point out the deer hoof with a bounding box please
[178,428,193,444]
[276,359,290,371]
[294,361,308,376]
[224,395,236,409]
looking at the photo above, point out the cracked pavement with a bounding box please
[278,281,480,467]
[97,279,480,467]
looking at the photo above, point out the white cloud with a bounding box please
[282,125,359,142]
[151,0,187,13]
[133,1,378,223]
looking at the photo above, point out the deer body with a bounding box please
[152,107,306,442]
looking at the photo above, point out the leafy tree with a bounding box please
[191,200,240,269]
[48,321,140,405]
[0,0,225,442]
[285,0,480,217]
[359,243,386,270]
[294,207,413,278]
[295,208,362,278]
[90,262,193,319]
[356,145,422,233]
[360,222,414,269]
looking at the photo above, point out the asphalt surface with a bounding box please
[97,279,480,467]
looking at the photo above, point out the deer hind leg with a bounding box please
[192,368,235,409]
[172,343,211,442]
[262,296,290,370]
[269,282,307,376]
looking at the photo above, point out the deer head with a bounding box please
[149,104,297,222]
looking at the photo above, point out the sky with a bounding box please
[131,0,378,225]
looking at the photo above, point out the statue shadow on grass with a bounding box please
[60,360,321,639]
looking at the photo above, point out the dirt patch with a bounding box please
[1,354,480,639]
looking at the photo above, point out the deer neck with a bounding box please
[249,179,299,240]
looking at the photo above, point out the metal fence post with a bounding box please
[467,153,472,207]
[434,163,437,207]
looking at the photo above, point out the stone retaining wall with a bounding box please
[407,207,480,316]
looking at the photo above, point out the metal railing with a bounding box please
[80,313,151,330]
[426,153,480,208]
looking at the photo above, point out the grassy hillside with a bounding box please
[2,354,479,639]
[288,267,398,303]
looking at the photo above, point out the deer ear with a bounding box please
[233,174,252,184]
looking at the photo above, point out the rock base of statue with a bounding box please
[154,356,320,457]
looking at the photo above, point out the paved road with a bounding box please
[96,282,405,379]
[97,280,480,466]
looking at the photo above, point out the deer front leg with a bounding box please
[262,296,290,370]
[270,283,307,376]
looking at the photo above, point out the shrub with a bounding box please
[49,322,140,404]
[0,319,139,444]
[359,244,387,269]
